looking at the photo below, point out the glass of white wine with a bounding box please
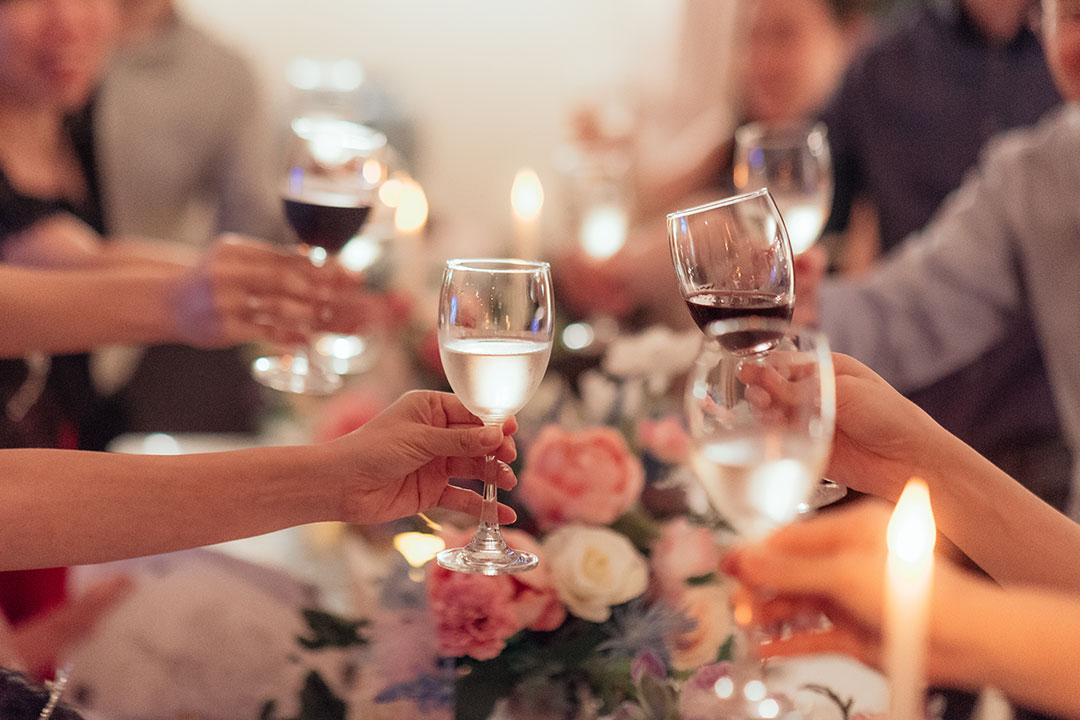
[436,259,553,575]
[733,121,832,256]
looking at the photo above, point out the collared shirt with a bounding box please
[821,0,1061,253]
[821,104,1080,517]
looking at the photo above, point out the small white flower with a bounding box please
[542,525,649,622]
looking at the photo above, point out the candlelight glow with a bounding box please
[511,168,544,219]
[887,479,936,564]
[394,178,429,233]
[393,532,446,569]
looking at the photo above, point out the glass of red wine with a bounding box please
[668,188,793,355]
[668,188,846,508]
[252,116,386,395]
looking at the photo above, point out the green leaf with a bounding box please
[297,670,347,720]
[610,509,662,554]
[685,573,717,587]
[716,634,736,663]
[296,608,370,650]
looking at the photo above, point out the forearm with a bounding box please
[927,432,1080,592]
[0,445,339,569]
[0,266,185,356]
[968,588,1080,719]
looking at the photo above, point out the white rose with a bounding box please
[542,525,649,622]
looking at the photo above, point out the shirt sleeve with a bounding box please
[819,126,1031,393]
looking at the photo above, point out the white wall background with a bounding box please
[179,0,683,256]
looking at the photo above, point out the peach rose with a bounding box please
[520,425,644,530]
[636,414,691,464]
[666,585,732,671]
[650,518,722,604]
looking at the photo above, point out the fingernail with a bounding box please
[479,426,501,446]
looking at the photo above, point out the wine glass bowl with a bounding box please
[252,116,387,395]
[668,189,794,354]
[733,121,832,255]
[436,259,553,575]
[686,317,835,538]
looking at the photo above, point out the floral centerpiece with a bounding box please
[373,362,740,720]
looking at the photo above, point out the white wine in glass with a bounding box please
[733,121,832,255]
[436,259,553,575]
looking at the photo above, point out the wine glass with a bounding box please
[252,115,386,395]
[436,259,553,575]
[686,317,834,717]
[668,189,794,351]
[733,121,832,255]
[668,190,845,505]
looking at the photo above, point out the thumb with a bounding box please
[418,425,503,457]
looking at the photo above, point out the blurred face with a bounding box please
[1042,0,1080,100]
[0,0,119,111]
[741,0,850,125]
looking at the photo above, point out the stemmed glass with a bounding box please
[668,191,845,506]
[686,317,835,717]
[252,115,386,395]
[435,259,553,575]
[733,121,832,255]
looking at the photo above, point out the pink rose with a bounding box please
[650,518,722,604]
[636,414,691,463]
[501,528,567,632]
[520,425,644,530]
[426,564,520,660]
[311,387,389,442]
[426,529,565,660]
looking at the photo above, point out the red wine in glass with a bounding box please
[685,290,793,353]
[283,195,372,252]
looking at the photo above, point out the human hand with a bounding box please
[170,234,321,348]
[823,354,959,502]
[325,390,520,525]
[723,500,994,688]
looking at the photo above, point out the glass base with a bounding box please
[251,354,342,395]
[799,479,848,513]
[436,543,538,576]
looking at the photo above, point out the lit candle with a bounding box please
[511,167,544,259]
[885,478,936,720]
[393,531,446,582]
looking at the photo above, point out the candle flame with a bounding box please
[394,177,429,233]
[887,478,936,563]
[511,168,544,219]
[393,532,445,568]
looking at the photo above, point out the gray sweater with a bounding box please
[822,104,1080,517]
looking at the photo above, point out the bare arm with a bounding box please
[0,391,518,569]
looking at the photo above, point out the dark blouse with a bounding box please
[0,104,122,453]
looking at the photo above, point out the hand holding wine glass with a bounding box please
[682,317,835,716]
[252,116,386,395]
[436,259,553,574]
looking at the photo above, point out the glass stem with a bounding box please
[478,453,500,533]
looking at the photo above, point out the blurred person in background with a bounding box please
[557,0,872,328]
[93,0,286,435]
[0,0,372,679]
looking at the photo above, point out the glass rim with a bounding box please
[734,120,829,148]
[666,188,773,222]
[445,258,551,273]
